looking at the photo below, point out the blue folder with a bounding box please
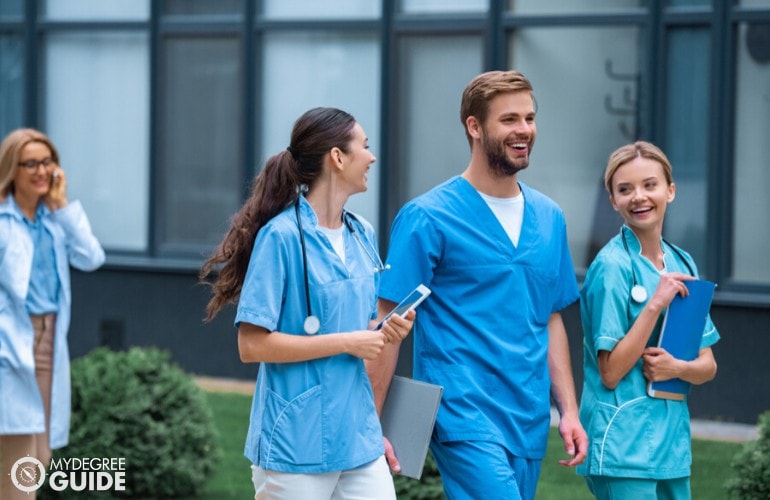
[647,279,716,400]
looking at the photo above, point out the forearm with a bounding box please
[365,342,400,414]
[548,313,579,417]
[238,324,351,363]
[677,347,718,385]
[600,302,664,388]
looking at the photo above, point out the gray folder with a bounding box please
[380,375,443,480]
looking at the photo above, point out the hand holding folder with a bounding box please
[647,279,716,400]
[380,376,442,479]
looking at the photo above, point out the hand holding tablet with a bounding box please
[376,284,431,330]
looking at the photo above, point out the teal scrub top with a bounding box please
[577,226,720,480]
[235,196,384,473]
[379,177,579,460]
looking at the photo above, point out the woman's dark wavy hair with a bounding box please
[200,107,356,321]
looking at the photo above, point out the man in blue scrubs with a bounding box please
[367,70,587,499]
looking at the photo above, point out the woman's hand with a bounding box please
[378,309,416,344]
[344,330,388,360]
[641,347,682,381]
[44,166,68,211]
[647,272,694,314]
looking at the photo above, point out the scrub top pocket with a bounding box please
[261,384,323,468]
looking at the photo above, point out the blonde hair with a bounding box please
[0,128,60,197]
[604,141,673,194]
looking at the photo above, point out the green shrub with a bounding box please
[726,411,770,499]
[41,347,219,499]
[393,451,445,499]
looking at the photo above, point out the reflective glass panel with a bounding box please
[44,32,150,251]
[509,0,643,15]
[667,0,711,6]
[163,0,243,15]
[158,37,242,251]
[396,35,482,201]
[738,0,770,6]
[0,36,24,138]
[733,22,770,283]
[399,0,488,13]
[261,0,379,19]
[509,26,642,270]
[0,0,23,18]
[663,28,710,272]
[260,31,381,233]
[43,0,149,21]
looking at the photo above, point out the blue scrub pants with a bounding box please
[430,439,542,500]
[585,475,690,500]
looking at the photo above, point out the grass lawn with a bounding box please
[201,391,745,499]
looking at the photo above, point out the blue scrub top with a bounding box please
[379,176,579,459]
[578,226,720,479]
[235,196,384,473]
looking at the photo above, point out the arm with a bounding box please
[364,298,413,473]
[548,312,587,467]
[642,346,717,385]
[598,272,693,389]
[238,322,388,363]
[364,298,401,413]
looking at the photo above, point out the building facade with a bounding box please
[1,0,769,424]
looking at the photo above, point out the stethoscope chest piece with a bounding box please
[631,284,648,303]
[304,315,320,335]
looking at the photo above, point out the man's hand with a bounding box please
[557,412,588,467]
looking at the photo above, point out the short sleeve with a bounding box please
[582,252,633,353]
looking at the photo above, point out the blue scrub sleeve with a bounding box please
[380,202,441,303]
[583,255,633,353]
[235,225,289,331]
[552,214,580,312]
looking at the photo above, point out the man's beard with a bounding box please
[482,133,529,178]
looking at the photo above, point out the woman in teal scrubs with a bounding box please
[577,141,719,499]
[200,108,414,500]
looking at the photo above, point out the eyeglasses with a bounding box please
[18,157,55,171]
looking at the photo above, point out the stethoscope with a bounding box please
[620,226,695,303]
[295,197,390,334]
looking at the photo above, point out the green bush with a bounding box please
[393,451,445,499]
[41,347,219,499]
[726,411,770,499]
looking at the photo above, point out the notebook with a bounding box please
[380,375,443,479]
[647,279,717,400]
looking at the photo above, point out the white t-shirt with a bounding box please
[318,224,346,264]
[478,191,525,247]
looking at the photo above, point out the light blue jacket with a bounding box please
[0,194,105,449]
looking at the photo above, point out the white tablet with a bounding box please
[376,284,431,329]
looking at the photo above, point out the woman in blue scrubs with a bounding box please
[200,107,414,500]
[578,141,719,499]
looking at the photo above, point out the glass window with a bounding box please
[509,26,642,270]
[738,0,770,6]
[662,28,710,273]
[44,32,150,251]
[399,0,488,14]
[667,0,710,6]
[732,22,770,283]
[163,0,243,16]
[0,0,23,18]
[0,36,24,138]
[158,37,242,252]
[260,31,381,233]
[395,35,482,203]
[508,0,643,15]
[43,0,149,21]
[261,0,380,20]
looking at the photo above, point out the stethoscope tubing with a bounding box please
[295,197,387,334]
[620,226,695,303]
